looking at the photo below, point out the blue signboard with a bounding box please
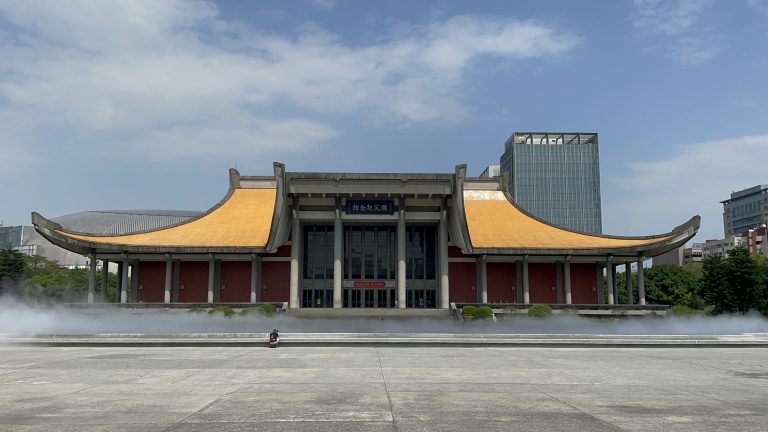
[345,199,396,215]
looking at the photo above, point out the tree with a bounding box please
[643,264,703,309]
[0,246,27,295]
[701,247,766,315]
[19,255,89,302]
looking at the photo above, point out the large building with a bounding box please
[500,132,602,234]
[722,184,768,237]
[33,164,698,308]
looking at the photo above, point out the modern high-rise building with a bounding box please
[500,132,602,234]
[721,184,768,237]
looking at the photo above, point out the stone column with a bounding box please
[522,255,530,304]
[612,264,618,305]
[438,209,449,309]
[397,207,406,309]
[87,252,96,303]
[115,262,122,303]
[637,257,646,305]
[120,255,129,304]
[250,253,260,303]
[479,255,488,304]
[207,255,215,304]
[625,262,633,305]
[333,206,343,308]
[289,209,300,308]
[101,259,109,302]
[596,263,604,304]
[606,260,614,305]
[564,257,572,305]
[164,254,172,304]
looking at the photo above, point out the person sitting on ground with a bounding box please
[268,329,279,346]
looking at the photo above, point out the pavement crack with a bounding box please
[541,391,627,432]
[161,383,244,432]
[375,347,397,430]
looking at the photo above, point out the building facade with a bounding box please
[479,165,500,178]
[33,164,699,307]
[500,132,602,234]
[722,184,768,237]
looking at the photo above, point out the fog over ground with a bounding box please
[1,298,767,336]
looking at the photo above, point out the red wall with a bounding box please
[487,262,516,304]
[179,261,209,303]
[570,263,598,304]
[137,261,165,303]
[528,263,557,304]
[261,261,290,303]
[449,261,476,303]
[264,245,291,257]
[220,261,251,303]
[448,246,466,258]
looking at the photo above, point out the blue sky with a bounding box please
[1,0,767,243]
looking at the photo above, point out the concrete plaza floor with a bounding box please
[1,346,767,431]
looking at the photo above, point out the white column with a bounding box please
[606,261,614,305]
[564,256,572,305]
[87,253,96,303]
[625,262,633,305]
[397,207,406,309]
[250,254,259,303]
[438,209,449,309]
[637,256,646,305]
[100,259,109,302]
[164,255,172,304]
[479,255,488,304]
[522,256,530,304]
[333,207,343,308]
[207,255,215,303]
[289,209,300,308]
[120,255,129,304]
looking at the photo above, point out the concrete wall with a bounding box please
[219,261,251,303]
[487,262,516,304]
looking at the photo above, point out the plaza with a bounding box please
[1,345,767,431]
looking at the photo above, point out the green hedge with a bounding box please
[669,305,700,316]
[239,304,278,317]
[472,306,494,319]
[462,305,477,315]
[208,305,235,317]
[527,304,552,318]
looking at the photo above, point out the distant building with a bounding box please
[653,243,703,266]
[684,243,703,263]
[702,236,744,259]
[500,132,602,234]
[479,165,500,178]
[721,184,768,237]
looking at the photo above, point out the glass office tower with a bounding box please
[500,132,602,234]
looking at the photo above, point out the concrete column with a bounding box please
[164,255,172,304]
[612,265,618,305]
[87,253,96,303]
[333,207,343,308]
[637,257,646,305]
[289,209,300,308]
[397,208,406,309]
[120,255,129,303]
[100,259,109,302]
[522,256,530,304]
[564,257,572,305]
[207,256,215,304]
[438,209,449,309]
[250,254,260,303]
[606,260,614,305]
[625,262,633,305]
[478,255,488,304]
[115,262,122,303]
[596,263,604,304]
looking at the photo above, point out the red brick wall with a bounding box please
[261,261,290,303]
[178,261,209,303]
[137,261,165,303]
[220,261,251,303]
[570,263,598,304]
[528,263,557,304]
[449,261,476,303]
[487,262,516,304]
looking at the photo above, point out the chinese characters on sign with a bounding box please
[345,199,396,215]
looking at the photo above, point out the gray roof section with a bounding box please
[52,210,202,235]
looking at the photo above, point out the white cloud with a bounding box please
[633,0,713,35]
[0,1,583,168]
[666,34,723,65]
[748,0,768,14]
[604,135,768,242]
[310,0,337,11]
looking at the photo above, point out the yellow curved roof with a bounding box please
[464,190,673,249]
[57,188,276,248]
